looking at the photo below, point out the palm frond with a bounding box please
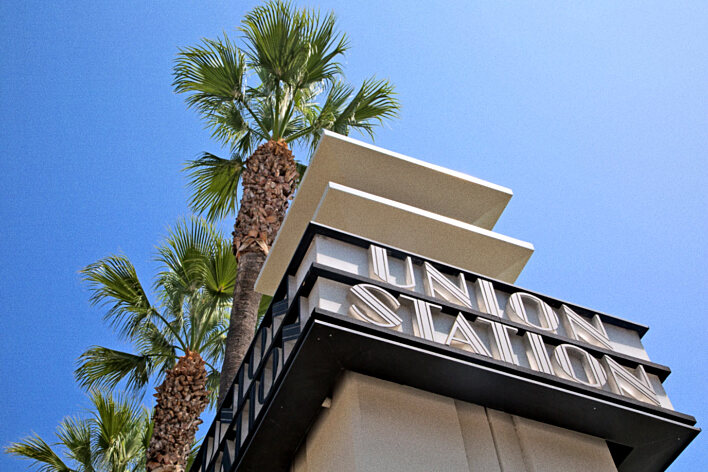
[197,307,229,366]
[206,103,254,149]
[290,80,352,152]
[240,1,305,84]
[134,322,177,373]
[5,435,73,472]
[183,290,229,356]
[140,412,154,456]
[90,391,145,472]
[153,218,234,355]
[332,77,400,139]
[299,8,349,86]
[77,218,235,406]
[81,256,153,340]
[185,440,202,472]
[75,347,152,395]
[295,161,308,185]
[56,417,94,472]
[6,391,150,472]
[173,34,273,149]
[155,217,221,300]
[241,1,347,87]
[173,36,247,115]
[279,106,308,142]
[202,235,236,303]
[185,152,243,223]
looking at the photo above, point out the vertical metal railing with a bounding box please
[190,294,303,472]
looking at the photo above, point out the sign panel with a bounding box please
[290,225,674,411]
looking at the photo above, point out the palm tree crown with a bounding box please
[75,218,235,406]
[6,391,151,472]
[173,0,400,221]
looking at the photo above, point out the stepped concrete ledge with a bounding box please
[298,131,513,229]
[255,182,534,295]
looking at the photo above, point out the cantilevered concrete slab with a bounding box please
[254,133,531,295]
[294,131,513,230]
[255,183,534,295]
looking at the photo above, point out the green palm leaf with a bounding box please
[173,36,247,113]
[156,220,210,291]
[56,417,94,472]
[90,392,146,472]
[5,435,73,472]
[81,256,154,340]
[75,347,152,395]
[5,391,148,472]
[202,241,237,302]
[337,77,399,138]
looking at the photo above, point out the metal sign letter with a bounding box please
[348,284,402,329]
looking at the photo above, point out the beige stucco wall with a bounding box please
[291,372,617,472]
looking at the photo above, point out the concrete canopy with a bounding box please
[296,131,513,229]
[255,132,533,295]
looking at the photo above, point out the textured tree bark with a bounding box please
[218,140,298,406]
[146,351,209,472]
[218,251,266,405]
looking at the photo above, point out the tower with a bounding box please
[191,131,698,472]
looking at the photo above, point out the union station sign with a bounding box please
[349,245,661,407]
[290,224,675,410]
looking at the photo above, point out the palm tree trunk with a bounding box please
[146,351,209,472]
[218,140,298,406]
[218,251,265,405]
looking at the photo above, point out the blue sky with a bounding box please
[1,1,706,470]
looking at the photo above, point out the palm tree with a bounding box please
[173,0,400,405]
[6,391,151,472]
[74,218,236,472]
